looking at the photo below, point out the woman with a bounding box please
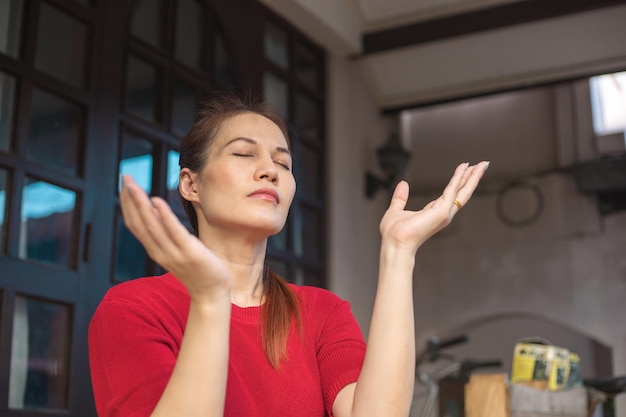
[88,92,489,417]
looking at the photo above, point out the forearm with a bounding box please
[151,294,231,417]
[352,243,416,417]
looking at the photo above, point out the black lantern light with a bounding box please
[365,133,411,198]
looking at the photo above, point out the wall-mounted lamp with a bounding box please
[365,133,411,198]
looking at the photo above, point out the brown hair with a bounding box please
[179,91,301,369]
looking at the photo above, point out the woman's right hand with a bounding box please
[119,175,232,303]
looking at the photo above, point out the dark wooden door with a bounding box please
[0,1,325,416]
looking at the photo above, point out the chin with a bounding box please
[248,216,286,237]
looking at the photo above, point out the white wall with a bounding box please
[262,2,626,415]
[403,85,626,415]
[325,51,394,339]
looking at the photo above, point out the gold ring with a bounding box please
[453,199,463,210]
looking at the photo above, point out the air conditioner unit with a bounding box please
[572,157,626,193]
[572,156,626,214]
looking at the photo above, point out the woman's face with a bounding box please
[183,112,296,239]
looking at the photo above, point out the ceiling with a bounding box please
[354,0,626,112]
[261,0,626,111]
[261,0,626,191]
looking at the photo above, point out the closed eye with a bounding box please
[232,153,253,158]
[275,161,291,170]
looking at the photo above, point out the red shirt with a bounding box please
[89,273,366,417]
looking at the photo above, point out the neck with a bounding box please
[198,227,269,307]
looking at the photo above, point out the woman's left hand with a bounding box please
[379,161,489,254]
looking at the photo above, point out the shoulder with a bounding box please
[102,272,186,304]
[93,272,188,324]
[290,284,348,310]
[290,285,358,327]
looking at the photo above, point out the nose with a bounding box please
[255,154,278,183]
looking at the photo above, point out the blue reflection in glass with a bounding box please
[119,154,152,192]
[19,180,76,266]
[167,150,179,190]
[20,182,75,220]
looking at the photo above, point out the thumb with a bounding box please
[387,180,409,211]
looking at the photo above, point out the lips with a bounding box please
[248,188,280,204]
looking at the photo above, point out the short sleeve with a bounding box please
[315,298,366,416]
[88,297,183,417]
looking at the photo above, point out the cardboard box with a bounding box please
[510,339,581,392]
[509,384,587,417]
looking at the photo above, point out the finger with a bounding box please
[150,196,194,247]
[455,161,490,205]
[120,177,176,258]
[387,180,409,211]
[441,162,470,203]
[120,176,159,222]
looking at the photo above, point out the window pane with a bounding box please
[114,211,148,281]
[126,55,159,123]
[9,296,71,410]
[131,0,164,49]
[267,257,289,280]
[296,43,319,90]
[590,71,626,135]
[0,71,17,152]
[0,0,24,58]
[35,3,88,88]
[175,0,203,69]
[294,204,321,261]
[166,149,184,214]
[171,77,197,137]
[19,179,77,267]
[294,92,319,142]
[294,143,321,198]
[264,72,288,118]
[296,267,323,288]
[268,225,288,252]
[119,131,153,193]
[214,28,237,88]
[27,88,84,175]
[264,22,288,69]
[0,168,7,253]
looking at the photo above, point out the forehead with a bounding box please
[215,112,288,148]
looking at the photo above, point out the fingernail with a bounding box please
[483,161,490,171]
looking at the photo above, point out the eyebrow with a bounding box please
[224,137,291,155]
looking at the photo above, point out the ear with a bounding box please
[179,168,200,203]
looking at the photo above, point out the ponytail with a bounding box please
[261,266,302,369]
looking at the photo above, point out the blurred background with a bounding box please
[0,0,625,416]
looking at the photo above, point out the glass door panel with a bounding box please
[268,225,288,252]
[264,72,288,118]
[126,55,160,123]
[175,0,204,70]
[130,0,165,49]
[166,149,184,215]
[214,28,237,88]
[27,88,85,176]
[18,178,78,268]
[171,77,198,137]
[295,43,319,90]
[9,295,72,411]
[113,210,149,282]
[0,0,24,58]
[35,3,89,88]
[294,92,319,142]
[294,142,321,199]
[264,22,288,70]
[293,203,321,261]
[266,256,289,279]
[118,130,154,193]
[0,71,17,152]
[0,168,7,253]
